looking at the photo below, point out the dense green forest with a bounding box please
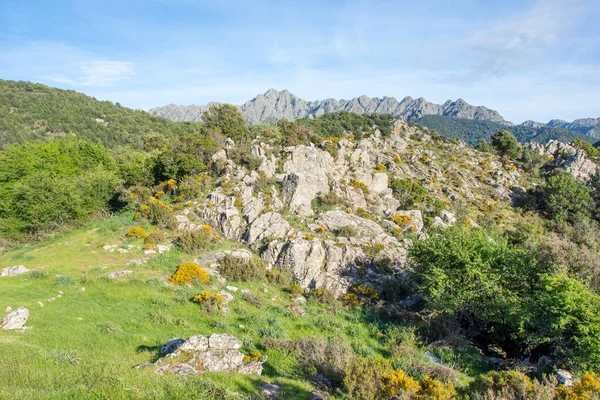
[0,80,201,150]
[417,115,596,146]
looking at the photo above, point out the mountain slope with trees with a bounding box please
[0,79,201,150]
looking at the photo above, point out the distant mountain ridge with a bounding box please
[520,118,600,138]
[149,89,508,125]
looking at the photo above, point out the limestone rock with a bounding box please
[281,146,338,215]
[245,212,290,246]
[315,210,384,238]
[1,265,29,277]
[150,333,262,376]
[1,307,29,330]
[276,238,325,289]
[196,249,253,265]
[431,210,457,229]
[106,270,134,279]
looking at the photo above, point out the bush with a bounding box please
[192,291,226,312]
[491,130,521,158]
[336,226,358,237]
[543,171,592,223]
[294,337,354,386]
[344,357,391,399]
[528,275,600,372]
[219,255,266,281]
[145,231,166,245]
[556,372,600,399]
[350,180,369,193]
[170,262,210,285]
[467,371,533,400]
[146,199,176,228]
[126,227,147,238]
[176,226,216,253]
[409,226,544,344]
[390,179,427,207]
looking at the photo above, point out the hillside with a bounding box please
[416,115,595,145]
[0,79,201,150]
[2,102,600,398]
[149,89,508,125]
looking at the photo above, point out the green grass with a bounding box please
[0,213,485,399]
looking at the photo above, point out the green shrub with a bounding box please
[528,275,600,372]
[467,370,533,399]
[145,231,166,245]
[219,255,266,281]
[343,357,391,400]
[390,179,427,207]
[336,226,358,237]
[543,171,592,223]
[176,226,216,253]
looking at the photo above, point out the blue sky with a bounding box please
[1,0,599,123]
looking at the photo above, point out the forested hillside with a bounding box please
[0,80,201,149]
[417,115,596,146]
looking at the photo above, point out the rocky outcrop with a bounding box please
[315,210,385,239]
[196,249,253,265]
[1,307,29,330]
[244,212,290,247]
[1,265,29,277]
[150,89,508,125]
[431,210,457,229]
[529,140,598,180]
[146,334,264,376]
[281,146,338,215]
[560,150,598,180]
[197,190,242,241]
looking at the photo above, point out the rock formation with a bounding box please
[142,334,265,376]
[150,89,507,125]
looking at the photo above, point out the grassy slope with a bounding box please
[0,79,201,150]
[2,213,476,399]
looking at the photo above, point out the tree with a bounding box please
[409,226,544,340]
[475,139,493,153]
[528,275,600,373]
[0,137,120,238]
[543,171,592,222]
[156,133,219,180]
[491,130,521,158]
[202,104,251,143]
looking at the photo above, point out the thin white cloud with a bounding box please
[48,60,135,87]
[465,1,581,77]
[0,42,135,87]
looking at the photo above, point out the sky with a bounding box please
[1,0,599,123]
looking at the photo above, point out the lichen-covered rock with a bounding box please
[431,210,457,229]
[315,210,385,238]
[1,307,29,330]
[196,249,253,265]
[281,146,338,215]
[106,270,134,279]
[276,238,326,289]
[149,334,263,376]
[1,265,29,277]
[561,149,598,180]
[245,212,290,246]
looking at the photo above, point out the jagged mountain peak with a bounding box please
[149,90,508,126]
